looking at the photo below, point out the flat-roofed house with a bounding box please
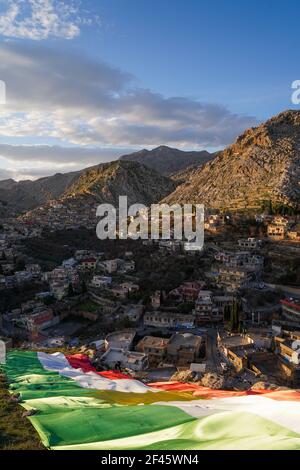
[167,333,202,366]
[136,336,169,366]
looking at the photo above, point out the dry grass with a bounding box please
[0,374,45,450]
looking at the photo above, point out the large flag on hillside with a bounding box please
[3,350,300,450]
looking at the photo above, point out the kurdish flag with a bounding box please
[3,350,300,450]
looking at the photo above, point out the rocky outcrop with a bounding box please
[170,370,200,383]
[200,372,226,389]
[164,110,300,211]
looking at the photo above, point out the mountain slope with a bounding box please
[0,145,211,216]
[62,160,177,206]
[0,170,82,215]
[120,145,213,175]
[164,110,300,211]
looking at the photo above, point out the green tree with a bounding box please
[229,300,240,332]
[68,283,74,297]
[81,280,87,294]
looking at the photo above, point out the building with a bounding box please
[118,260,135,273]
[204,214,226,232]
[110,282,139,299]
[250,352,282,383]
[143,311,194,329]
[25,263,41,275]
[238,238,261,249]
[194,290,222,323]
[150,291,161,309]
[226,252,264,272]
[91,275,112,288]
[280,298,300,325]
[50,281,69,300]
[218,333,256,371]
[218,267,254,291]
[287,224,300,241]
[101,348,148,371]
[100,259,118,274]
[169,281,204,303]
[267,224,286,240]
[81,258,97,270]
[123,304,144,323]
[246,331,272,350]
[167,333,202,366]
[62,258,77,269]
[274,333,300,385]
[136,336,169,366]
[105,330,136,351]
[19,308,58,333]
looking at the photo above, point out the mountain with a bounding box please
[0,170,82,215]
[164,110,300,211]
[119,145,213,175]
[0,178,18,190]
[61,160,177,206]
[0,146,211,216]
[20,160,177,225]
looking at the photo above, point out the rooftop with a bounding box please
[220,334,251,349]
[168,332,202,347]
[137,336,169,348]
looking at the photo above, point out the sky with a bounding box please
[0,0,299,180]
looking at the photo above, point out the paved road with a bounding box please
[205,328,223,373]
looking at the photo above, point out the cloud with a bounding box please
[0,166,14,179]
[0,143,131,180]
[0,143,126,164]
[0,0,100,40]
[0,42,258,179]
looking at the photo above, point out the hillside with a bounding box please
[62,160,177,206]
[0,170,82,215]
[0,145,210,216]
[120,145,213,175]
[164,110,300,211]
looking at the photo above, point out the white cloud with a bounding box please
[0,42,257,147]
[0,143,126,164]
[0,42,258,179]
[0,143,131,180]
[0,0,100,40]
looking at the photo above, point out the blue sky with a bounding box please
[0,0,298,179]
[82,0,299,117]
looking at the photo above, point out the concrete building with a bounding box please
[136,336,169,367]
[91,275,112,288]
[169,281,204,303]
[218,333,256,371]
[167,333,202,366]
[81,258,97,270]
[105,330,136,351]
[143,311,194,329]
[275,335,300,366]
[238,238,261,249]
[101,348,148,371]
[218,267,253,291]
[280,298,300,325]
[267,224,286,240]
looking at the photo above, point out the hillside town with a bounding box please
[1,208,300,390]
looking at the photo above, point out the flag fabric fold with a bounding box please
[3,350,300,450]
